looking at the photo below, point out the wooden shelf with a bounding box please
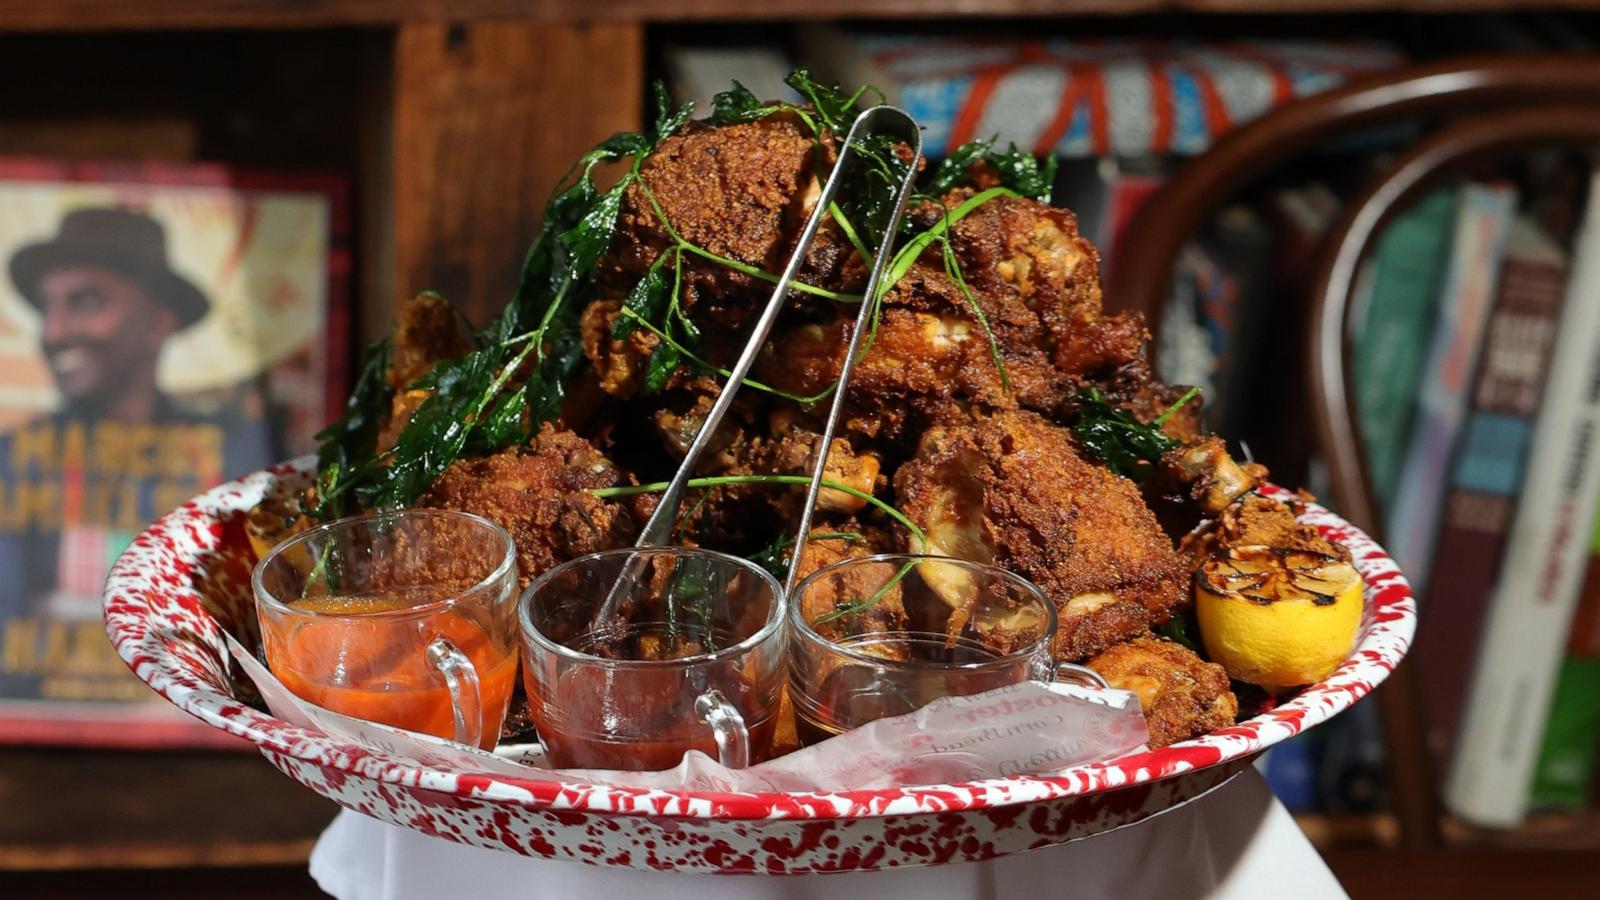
[0,747,335,871]
[0,0,1597,33]
[1442,810,1600,850]
[1294,811,1403,849]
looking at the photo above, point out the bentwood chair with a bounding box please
[1108,55,1600,850]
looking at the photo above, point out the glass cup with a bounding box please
[253,510,519,750]
[518,547,786,770]
[787,554,1107,746]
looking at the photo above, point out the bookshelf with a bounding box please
[0,2,1596,891]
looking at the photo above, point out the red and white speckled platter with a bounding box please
[102,459,1415,874]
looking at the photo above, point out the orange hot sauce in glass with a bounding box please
[264,592,518,749]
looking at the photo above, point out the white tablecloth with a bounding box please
[309,768,1345,899]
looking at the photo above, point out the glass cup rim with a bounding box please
[518,546,787,669]
[252,508,518,622]
[789,553,1058,670]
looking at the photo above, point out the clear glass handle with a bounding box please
[1053,661,1110,690]
[426,637,483,748]
[1032,655,1110,690]
[694,687,750,769]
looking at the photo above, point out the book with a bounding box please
[1385,182,1518,595]
[1415,217,1568,765]
[0,158,348,747]
[1528,505,1600,809]
[1350,188,1458,505]
[1445,167,1600,826]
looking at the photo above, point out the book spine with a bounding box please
[1416,223,1567,764]
[1528,509,1600,809]
[1386,182,1517,595]
[1353,188,1457,504]
[1445,169,1600,826]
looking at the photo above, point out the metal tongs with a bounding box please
[595,105,924,623]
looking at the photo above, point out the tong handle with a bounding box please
[598,105,923,625]
[630,103,921,547]
[783,108,924,595]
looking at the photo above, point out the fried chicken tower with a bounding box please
[373,108,1258,746]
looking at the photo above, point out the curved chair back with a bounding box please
[1108,55,1600,334]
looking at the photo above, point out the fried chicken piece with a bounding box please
[387,292,471,392]
[791,528,908,661]
[752,192,1140,440]
[1158,435,1268,517]
[929,192,1143,376]
[580,299,662,398]
[419,425,652,589]
[893,410,1186,662]
[757,306,1073,441]
[608,114,823,323]
[1088,637,1238,748]
[1181,492,1349,573]
[751,411,881,515]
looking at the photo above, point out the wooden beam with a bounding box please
[388,21,644,328]
[2,0,1600,32]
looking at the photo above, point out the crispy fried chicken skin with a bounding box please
[387,292,471,392]
[609,114,824,323]
[376,293,474,452]
[419,425,653,589]
[1181,492,1350,572]
[1088,637,1238,748]
[893,410,1187,662]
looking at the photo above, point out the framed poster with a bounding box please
[0,159,348,747]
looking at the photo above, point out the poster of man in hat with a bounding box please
[0,161,346,745]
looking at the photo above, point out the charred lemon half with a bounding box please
[1195,545,1362,691]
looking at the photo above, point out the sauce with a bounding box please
[263,592,517,749]
[524,658,779,770]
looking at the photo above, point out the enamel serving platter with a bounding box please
[103,459,1415,874]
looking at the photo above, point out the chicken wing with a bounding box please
[1087,637,1238,749]
[893,410,1187,662]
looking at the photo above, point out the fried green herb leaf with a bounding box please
[642,340,681,394]
[652,81,694,142]
[988,143,1058,202]
[926,137,1058,203]
[312,337,393,520]
[1067,386,1199,480]
[470,381,531,451]
[361,345,502,509]
[784,67,864,136]
[927,139,997,196]
[711,80,770,125]
[612,255,672,340]
[561,179,629,276]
